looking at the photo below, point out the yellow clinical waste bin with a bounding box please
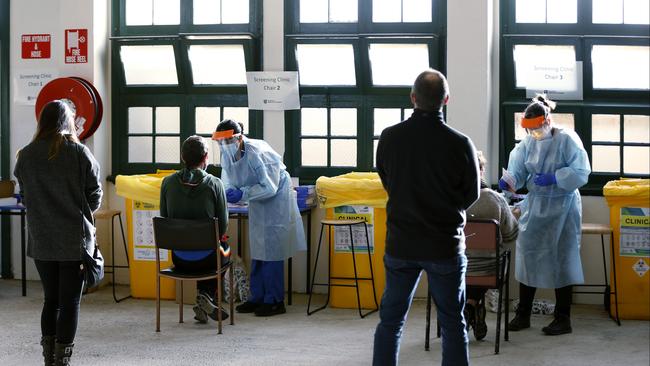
[603,179,650,320]
[116,171,176,300]
[316,172,388,309]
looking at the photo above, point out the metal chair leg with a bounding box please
[179,280,184,324]
[156,275,161,332]
[307,224,327,315]
[349,225,365,318]
[425,292,432,351]
[609,232,621,326]
[229,265,235,325]
[364,223,379,312]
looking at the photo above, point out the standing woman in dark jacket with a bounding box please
[14,100,103,366]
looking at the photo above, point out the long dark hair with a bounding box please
[33,100,80,160]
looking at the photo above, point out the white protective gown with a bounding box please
[506,128,591,288]
[221,137,307,261]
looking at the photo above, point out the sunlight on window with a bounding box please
[223,107,250,135]
[156,107,180,133]
[592,114,620,142]
[330,108,358,136]
[189,45,247,85]
[593,0,623,24]
[330,0,358,22]
[302,139,328,166]
[222,0,249,24]
[624,0,650,24]
[195,107,220,134]
[373,0,402,23]
[515,0,546,23]
[193,0,221,25]
[592,145,620,173]
[128,107,153,134]
[513,45,575,88]
[624,146,650,174]
[331,140,357,166]
[301,108,328,136]
[374,109,401,136]
[624,115,650,143]
[155,136,180,163]
[129,137,153,163]
[300,0,328,23]
[369,43,429,85]
[121,45,178,85]
[296,44,356,85]
[153,0,180,25]
[126,0,153,26]
[592,45,650,90]
[546,0,577,23]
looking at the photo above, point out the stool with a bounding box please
[307,219,378,318]
[94,209,131,303]
[575,223,620,325]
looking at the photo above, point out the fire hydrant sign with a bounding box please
[64,29,88,64]
[246,71,300,111]
[21,34,51,59]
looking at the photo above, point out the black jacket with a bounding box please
[376,109,480,260]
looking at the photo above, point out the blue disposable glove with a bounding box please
[226,188,243,203]
[533,173,557,186]
[498,178,511,191]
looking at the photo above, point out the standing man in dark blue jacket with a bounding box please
[373,69,480,366]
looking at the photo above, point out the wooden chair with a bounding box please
[425,219,511,354]
[152,217,234,334]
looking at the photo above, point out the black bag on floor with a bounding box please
[83,245,104,288]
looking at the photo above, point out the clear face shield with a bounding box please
[522,115,552,141]
[212,130,243,162]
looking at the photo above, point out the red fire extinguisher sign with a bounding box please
[21,34,51,59]
[64,29,88,64]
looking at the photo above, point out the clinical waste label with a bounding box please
[333,205,374,253]
[133,201,167,261]
[632,259,649,277]
[21,34,51,59]
[619,207,650,257]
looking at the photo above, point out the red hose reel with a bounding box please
[35,77,103,141]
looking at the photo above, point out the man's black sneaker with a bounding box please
[542,315,572,336]
[236,301,262,313]
[254,302,286,317]
[473,300,488,341]
[193,305,208,324]
[463,303,476,331]
[196,292,229,321]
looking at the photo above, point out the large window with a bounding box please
[500,0,650,193]
[111,0,262,175]
[285,0,446,182]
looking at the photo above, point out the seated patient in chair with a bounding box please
[160,135,231,323]
[465,151,519,340]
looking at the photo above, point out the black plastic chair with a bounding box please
[425,219,511,354]
[152,217,234,334]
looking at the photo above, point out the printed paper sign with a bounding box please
[619,207,650,257]
[13,70,58,105]
[132,201,168,261]
[246,71,300,111]
[21,34,51,59]
[632,259,649,278]
[333,205,374,253]
[64,29,88,64]
[525,61,583,100]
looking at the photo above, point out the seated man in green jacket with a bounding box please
[160,135,230,323]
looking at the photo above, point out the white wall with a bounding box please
[6,0,614,305]
[8,0,111,281]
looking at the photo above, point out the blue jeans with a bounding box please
[373,253,469,366]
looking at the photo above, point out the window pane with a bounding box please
[369,43,429,85]
[516,0,546,23]
[120,45,178,85]
[300,0,328,23]
[513,45,575,88]
[330,108,357,136]
[553,113,574,131]
[129,136,153,163]
[126,0,153,26]
[301,108,328,136]
[373,0,402,23]
[374,108,401,136]
[302,139,328,166]
[223,107,249,135]
[373,139,379,167]
[593,0,623,24]
[403,0,432,22]
[624,115,650,143]
[330,0,358,22]
[625,0,650,24]
[156,107,180,133]
[196,107,220,134]
[624,146,650,174]
[592,46,650,90]
[155,136,180,163]
[592,145,620,173]
[296,44,356,86]
[193,0,221,25]
[331,140,357,167]
[153,0,180,25]
[592,114,620,142]
[207,138,221,165]
[129,107,153,133]
[546,0,577,23]
[189,45,247,85]
[222,0,249,24]
[403,108,414,118]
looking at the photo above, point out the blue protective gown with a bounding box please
[506,128,591,289]
[221,137,307,261]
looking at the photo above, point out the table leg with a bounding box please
[21,212,26,296]
[306,211,311,294]
[288,257,292,305]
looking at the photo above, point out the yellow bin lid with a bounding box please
[603,179,650,199]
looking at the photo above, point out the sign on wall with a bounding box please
[21,34,51,59]
[246,71,300,111]
[524,61,583,100]
[64,29,87,64]
[13,70,58,105]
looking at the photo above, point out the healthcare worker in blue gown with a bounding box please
[212,119,306,317]
[500,95,590,336]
